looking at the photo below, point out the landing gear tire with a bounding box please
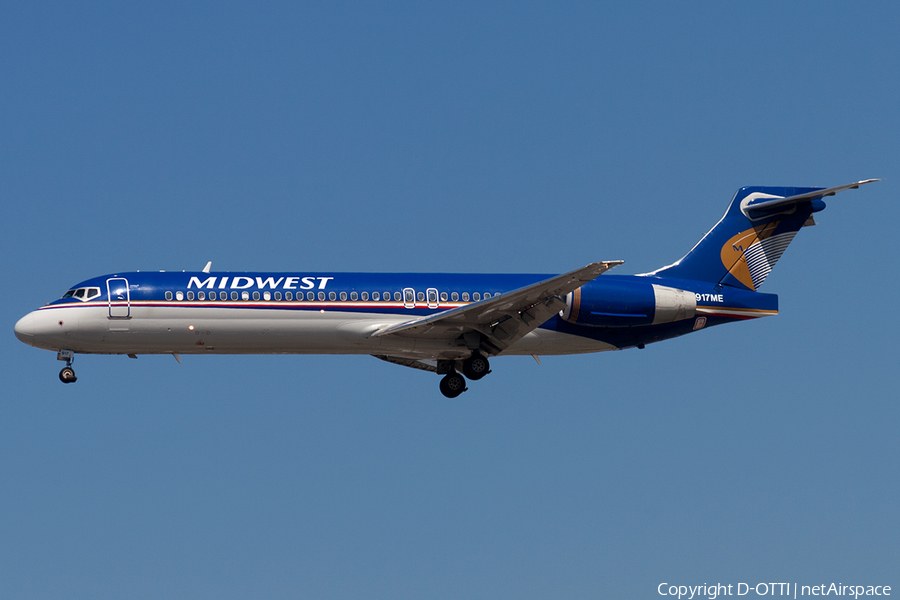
[59,366,77,384]
[439,372,467,398]
[462,353,490,381]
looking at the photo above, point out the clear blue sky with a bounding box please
[2,3,898,598]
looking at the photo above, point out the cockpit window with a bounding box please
[63,287,103,301]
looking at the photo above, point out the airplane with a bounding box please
[15,179,878,397]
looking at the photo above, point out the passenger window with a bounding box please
[340,291,347,301]
[307,291,314,300]
[405,290,414,303]
[74,289,86,298]
[350,291,358,301]
[393,291,401,301]
[361,291,368,301]
[440,292,448,302]
[285,291,293,301]
[198,291,205,300]
[318,291,325,301]
[187,291,195,301]
[231,291,238,300]
[416,291,424,301]
[462,292,470,301]
[176,291,184,301]
[241,291,249,301]
[329,291,337,301]
[252,291,260,301]
[473,292,480,301]
[165,291,173,301]
[274,291,282,300]
[263,291,271,301]
[428,289,437,302]
[372,291,380,300]
[451,292,459,301]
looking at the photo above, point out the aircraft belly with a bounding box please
[61,307,402,355]
[502,329,616,356]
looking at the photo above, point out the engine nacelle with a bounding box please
[560,279,696,328]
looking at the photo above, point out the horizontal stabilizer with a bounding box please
[741,179,880,220]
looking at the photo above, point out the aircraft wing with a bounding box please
[371,261,623,354]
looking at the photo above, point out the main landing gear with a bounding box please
[438,353,491,398]
[462,353,491,381]
[439,372,467,398]
[57,350,77,384]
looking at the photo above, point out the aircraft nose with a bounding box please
[15,312,35,346]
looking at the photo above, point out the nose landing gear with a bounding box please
[59,366,77,383]
[57,350,77,384]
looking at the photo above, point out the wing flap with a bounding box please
[372,355,438,373]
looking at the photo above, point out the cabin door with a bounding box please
[107,277,131,318]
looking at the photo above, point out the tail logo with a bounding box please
[720,222,796,290]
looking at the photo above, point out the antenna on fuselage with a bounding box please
[202,261,212,273]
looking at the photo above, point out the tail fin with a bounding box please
[650,180,879,291]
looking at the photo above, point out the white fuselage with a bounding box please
[16,302,616,361]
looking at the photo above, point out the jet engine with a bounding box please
[560,279,696,327]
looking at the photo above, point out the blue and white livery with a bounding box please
[14,180,878,397]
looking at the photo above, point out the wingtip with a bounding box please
[587,260,624,268]
[594,260,624,272]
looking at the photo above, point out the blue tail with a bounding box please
[650,180,878,291]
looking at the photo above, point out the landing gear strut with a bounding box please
[57,350,77,384]
[439,372,467,398]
